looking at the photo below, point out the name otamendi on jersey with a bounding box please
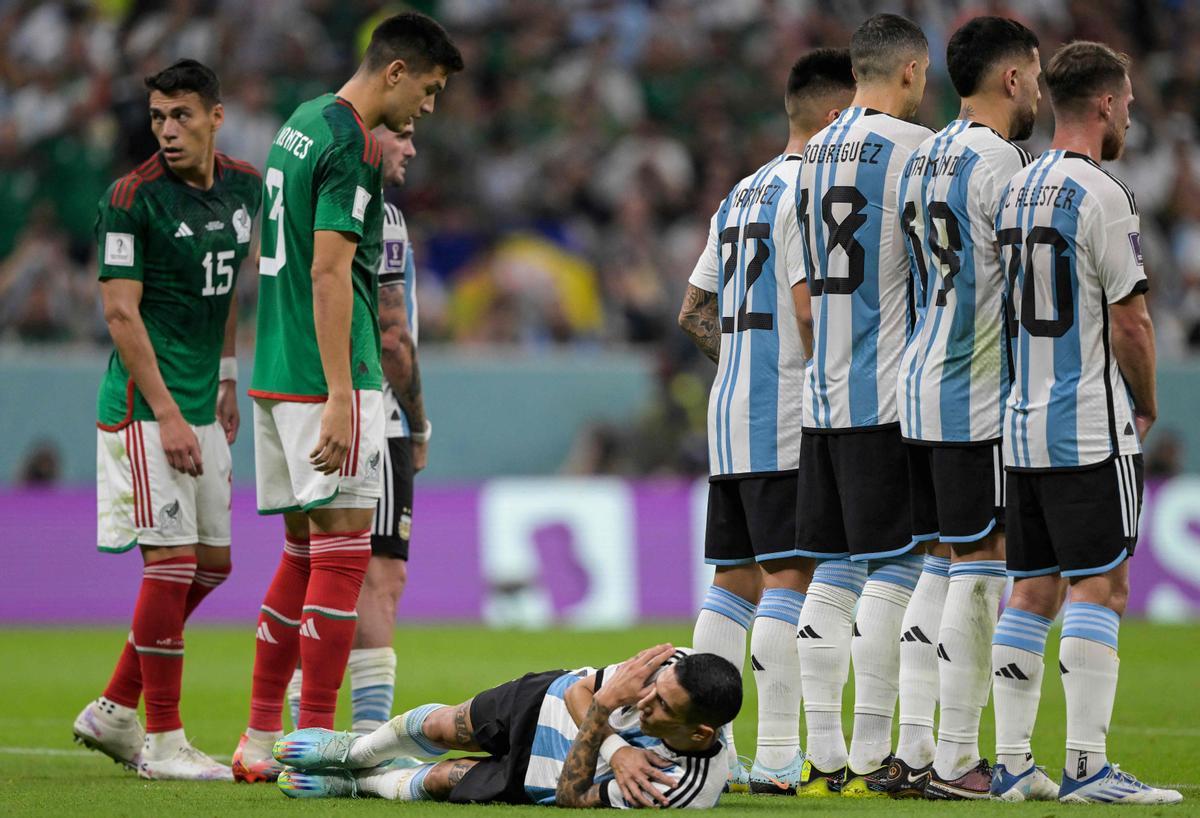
[995,150,1147,471]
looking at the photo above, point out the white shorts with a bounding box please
[253,390,384,514]
[96,420,232,552]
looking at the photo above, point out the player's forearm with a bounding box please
[1111,302,1157,419]
[555,701,610,808]
[105,309,180,420]
[678,284,720,364]
[379,285,425,428]
[221,299,237,359]
[311,264,354,398]
[791,281,814,361]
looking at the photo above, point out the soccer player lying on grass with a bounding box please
[273,645,741,808]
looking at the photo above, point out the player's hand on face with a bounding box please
[594,643,674,711]
[310,394,352,474]
[412,440,428,472]
[217,380,240,444]
[610,747,677,808]
[159,410,203,476]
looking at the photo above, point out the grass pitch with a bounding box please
[2,623,1197,816]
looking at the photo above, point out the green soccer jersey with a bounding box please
[250,94,384,399]
[96,152,263,429]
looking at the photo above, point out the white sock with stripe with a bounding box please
[349,647,397,736]
[693,585,755,772]
[992,606,1052,776]
[933,560,1006,780]
[348,703,449,768]
[896,554,950,768]
[1060,602,1120,781]
[750,588,804,769]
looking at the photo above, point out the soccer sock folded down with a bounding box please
[896,554,949,768]
[751,588,804,769]
[249,535,310,733]
[356,762,436,800]
[298,531,372,729]
[349,703,449,768]
[132,555,197,734]
[349,647,397,735]
[104,562,232,707]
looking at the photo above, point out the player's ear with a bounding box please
[209,102,224,132]
[824,107,841,127]
[1098,92,1114,121]
[386,58,408,87]
[691,723,715,744]
[903,60,917,87]
[1005,67,1019,98]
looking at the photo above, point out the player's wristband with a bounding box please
[219,357,238,382]
[411,419,432,443]
[599,734,633,765]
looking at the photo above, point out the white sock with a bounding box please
[694,584,755,770]
[896,554,949,768]
[286,667,302,730]
[797,559,865,772]
[356,762,436,800]
[349,647,397,735]
[95,696,139,724]
[992,606,1051,776]
[144,728,187,760]
[750,588,804,769]
[348,704,449,768]
[933,560,1006,780]
[1060,603,1120,781]
[848,556,919,773]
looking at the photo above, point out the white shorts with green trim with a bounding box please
[253,390,384,515]
[96,420,232,552]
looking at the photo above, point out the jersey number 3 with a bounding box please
[719,222,773,333]
[259,167,286,277]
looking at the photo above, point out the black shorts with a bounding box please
[371,436,414,559]
[907,441,1004,545]
[448,669,570,805]
[705,473,799,565]
[1006,454,1143,578]
[796,426,912,561]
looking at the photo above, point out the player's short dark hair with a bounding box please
[674,653,742,729]
[850,13,928,82]
[1045,41,1130,114]
[787,48,855,101]
[144,59,220,107]
[946,17,1039,98]
[363,11,464,75]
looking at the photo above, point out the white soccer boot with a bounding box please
[990,762,1059,801]
[1058,764,1183,804]
[72,697,144,771]
[139,730,233,781]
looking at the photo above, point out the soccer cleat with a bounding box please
[991,762,1060,802]
[924,758,993,800]
[881,756,932,798]
[841,757,892,798]
[796,759,844,797]
[749,751,804,795]
[1058,764,1183,804]
[273,727,359,770]
[139,742,232,781]
[278,768,358,799]
[72,698,144,772]
[232,731,285,783]
[723,754,751,793]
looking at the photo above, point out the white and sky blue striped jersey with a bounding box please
[995,150,1148,470]
[797,107,932,430]
[379,202,418,438]
[897,121,1032,443]
[689,154,806,477]
[524,648,726,809]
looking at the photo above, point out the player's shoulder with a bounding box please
[320,96,382,169]
[383,202,405,227]
[1062,152,1138,217]
[215,152,263,199]
[860,109,934,148]
[105,153,167,211]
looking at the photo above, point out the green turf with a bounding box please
[2,623,1196,816]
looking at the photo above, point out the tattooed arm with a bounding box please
[379,280,428,470]
[555,699,611,808]
[678,284,720,364]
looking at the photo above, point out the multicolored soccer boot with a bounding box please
[232,731,285,783]
[273,727,359,770]
[990,762,1059,801]
[72,697,143,772]
[924,758,993,800]
[841,757,892,798]
[881,756,932,798]
[796,759,844,797]
[278,768,359,799]
[723,754,751,793]
[749,751,804,795]
[1058,764,1183,804]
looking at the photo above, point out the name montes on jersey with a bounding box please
[273,126,314,159]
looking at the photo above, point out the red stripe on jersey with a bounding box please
[334,98,376,165]
[97,379,137,432]
[247,389,328,403]
[217,152,262,178]
[136,422,154,527]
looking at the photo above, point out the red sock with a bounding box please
[298,531,371,729]
[104,562,233,708]
[133,555,196,733]
[248,536,310,732]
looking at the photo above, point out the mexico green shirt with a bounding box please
[250,94,384,400]
[96,152,262,428]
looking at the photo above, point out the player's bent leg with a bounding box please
[349,555,406,734]
[748,558,809,795]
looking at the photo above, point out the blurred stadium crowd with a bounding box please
[2,0,1199,475]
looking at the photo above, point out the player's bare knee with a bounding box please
[713,564,761,604]
[309,505,374,536]
[951,531,1003,561]
[141,543,196,564]
[422,701,477,749]
[1009,575,1063,619]
[760,557,814,593]
[195,543,231,570]
[283,511,309,541]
